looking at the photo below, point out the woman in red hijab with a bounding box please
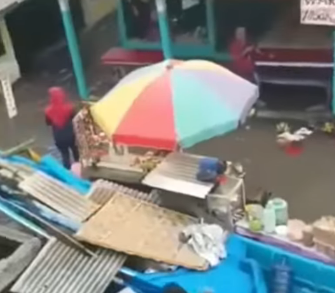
[45,87,79,168]
[229,27,259,85]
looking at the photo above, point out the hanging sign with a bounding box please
[1,77,17,119]
[155,0,166,12]
[182,0,199,10]
[300,0,335,26]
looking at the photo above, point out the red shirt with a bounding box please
[229,39,255,79]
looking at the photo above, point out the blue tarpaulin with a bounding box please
[5,155,91,195]
[0,154,89,235]
[121,235,268,293]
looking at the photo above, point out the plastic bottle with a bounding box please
[272,260,292,293]
[263,205,276,234]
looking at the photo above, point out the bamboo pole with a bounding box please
[0,138,35,157]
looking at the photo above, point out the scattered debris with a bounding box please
[276,122,313,156]
[180,222,228,267]
[0,227,42,292]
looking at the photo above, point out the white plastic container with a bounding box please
[263,205,276,234]
[268,198,288,225]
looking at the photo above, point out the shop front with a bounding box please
[102,0,332,110]
[104,0,332,64]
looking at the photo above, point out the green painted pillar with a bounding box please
[117,0,127,47]
[333,31,335,115]
[206,0,216,50]
[155,0,172,59]
[58,0,89,100]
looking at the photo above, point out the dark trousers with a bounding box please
[56,141,79,169]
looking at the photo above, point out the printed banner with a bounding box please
[300,0,335,25]
[1,77,17,119]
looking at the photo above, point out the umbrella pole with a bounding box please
[155,0,173,60]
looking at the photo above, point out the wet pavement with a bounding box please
[0,14,118,151]
[0,13,334,224]
[191,119,335,222]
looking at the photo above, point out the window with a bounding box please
[123,0,160,42]
[167,0,208,44]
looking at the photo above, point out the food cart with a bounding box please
[74,55,258,229]
[73,106,246,230]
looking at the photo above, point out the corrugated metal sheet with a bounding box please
[0,198,50,238]
[11,238,122,293]
[19,172,100,222]
[87,179,155,205]
[12,181,160,293]
[1,196,95,256]
[143,152,214,198]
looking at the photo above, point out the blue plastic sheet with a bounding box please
[0,154,89,234]
[0,197,49,238]
[122,234,268,293]
[5,155,91,195]
[39,155,91,195]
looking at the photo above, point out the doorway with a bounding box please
[5,0,85,74]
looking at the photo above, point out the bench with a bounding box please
[101,47,164,82]
[101,47,164,66]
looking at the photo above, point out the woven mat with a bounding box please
[76,192,208,270]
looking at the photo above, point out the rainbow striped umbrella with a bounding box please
[90,60,258,150]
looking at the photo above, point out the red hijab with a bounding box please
[229,38,255,78]
[45,87,74,128]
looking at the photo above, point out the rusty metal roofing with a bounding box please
[143,152,214,199]
[12,181,160,293]
[18,172,100,222]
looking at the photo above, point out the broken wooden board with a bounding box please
[76,192,208,270]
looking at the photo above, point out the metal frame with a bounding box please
[117,0,230,61]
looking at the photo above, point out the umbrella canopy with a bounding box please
[90,59,258,150]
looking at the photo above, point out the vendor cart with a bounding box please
[73,108,245,228]
[142,152,246,230]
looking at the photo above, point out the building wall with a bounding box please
[81,0,117,27]
[0,17,20,83]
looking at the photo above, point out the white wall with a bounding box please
[0,17,20,83]
[81,0,117,27]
